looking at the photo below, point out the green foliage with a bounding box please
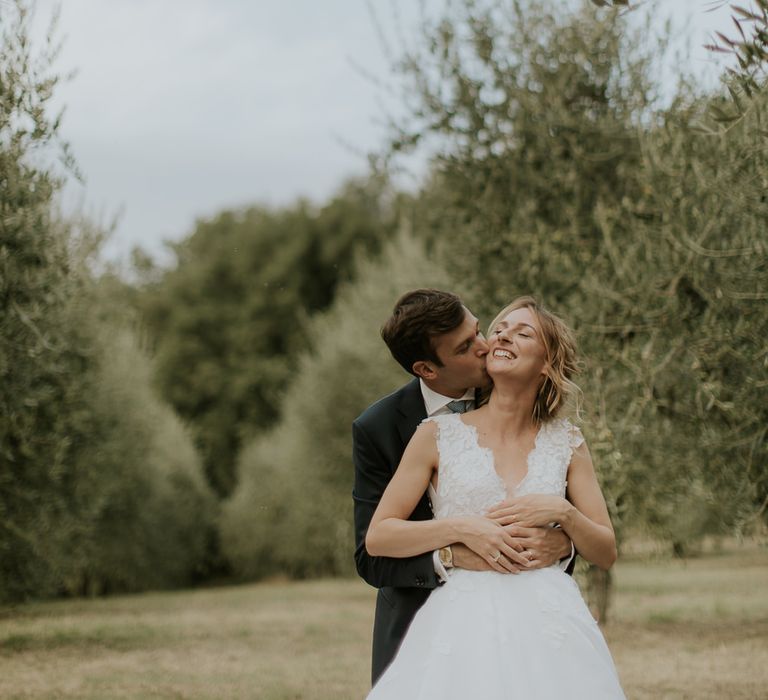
[704,0,768,129]
[0,0,88,599]
[0,1,214,601]
[137,177,400,498]
[384,0,656,306]
[382,0,768,547]
[590,86,768,542]
[5,0,764,602]
[65,299,217,594]
[379,0,655,533]
[221,232,452,579]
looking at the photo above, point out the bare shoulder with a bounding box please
[557,417,584,448]
[411,419,439,446]
[567,428,596,478]
[400,419,439,468]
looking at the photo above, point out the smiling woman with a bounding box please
[487,296,582,423]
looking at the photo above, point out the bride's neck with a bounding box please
[486,383,538,437]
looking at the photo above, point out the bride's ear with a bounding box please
[412,360,437,380]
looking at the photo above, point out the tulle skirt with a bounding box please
[367,567,625,699]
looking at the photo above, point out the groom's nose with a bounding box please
[476,335,490,356]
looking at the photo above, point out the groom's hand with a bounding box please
[451,543,508,572]
[450,526,570,572]
[499,525,571,569]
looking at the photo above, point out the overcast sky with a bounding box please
[29,1,734,264]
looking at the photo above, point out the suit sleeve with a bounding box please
[352,420,439,590]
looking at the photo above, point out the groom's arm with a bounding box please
[353,420,439,590]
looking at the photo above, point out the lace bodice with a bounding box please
[425,414,584,519]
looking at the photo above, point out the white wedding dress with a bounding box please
[367,413,626,699]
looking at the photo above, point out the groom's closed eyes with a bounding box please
[454,324,484,355]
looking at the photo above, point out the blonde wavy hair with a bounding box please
[486,296,581,424]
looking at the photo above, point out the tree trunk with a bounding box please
[586,565,613,624]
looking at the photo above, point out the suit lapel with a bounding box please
[395,378,427,464]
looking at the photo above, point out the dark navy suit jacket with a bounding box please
[352,378,437,684]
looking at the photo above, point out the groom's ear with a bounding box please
[412,360,437,380]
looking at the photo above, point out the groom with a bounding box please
[353,289,574,684]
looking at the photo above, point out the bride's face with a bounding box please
[486,307,548,385]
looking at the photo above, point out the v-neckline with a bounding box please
[457,415,542,496]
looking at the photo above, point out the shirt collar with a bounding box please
[419,378,475,417]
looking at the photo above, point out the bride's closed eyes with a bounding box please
[492,324,536,339]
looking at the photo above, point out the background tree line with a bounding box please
[221,0,767,613]
[2,0,765,606]
[0,3,214,601]
[132,176,402,499]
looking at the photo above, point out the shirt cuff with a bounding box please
[558,541,575,572]
[433,549,449,583]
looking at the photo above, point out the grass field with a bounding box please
[1,545,766,699]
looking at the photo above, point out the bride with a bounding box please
[365,296,626,699]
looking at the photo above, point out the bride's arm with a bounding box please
[365,422,462,557]
[366,422,528,572]
[560,441,617,570]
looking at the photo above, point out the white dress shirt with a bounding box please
[419,379,575,581]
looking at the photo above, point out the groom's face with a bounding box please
[423,308,490,394]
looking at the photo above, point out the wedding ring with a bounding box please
[525,550,533,560]
[490,552,501,562]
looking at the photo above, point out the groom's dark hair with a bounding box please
[381,289,465,375]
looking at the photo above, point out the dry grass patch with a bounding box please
[0,580,376,699]
[0,546,766,699]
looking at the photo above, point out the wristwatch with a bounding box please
[438,545,454,569]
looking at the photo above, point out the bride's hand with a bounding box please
[486,495,572,528]
[456,516,532,573]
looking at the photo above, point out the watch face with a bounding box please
[439,547,452,567]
